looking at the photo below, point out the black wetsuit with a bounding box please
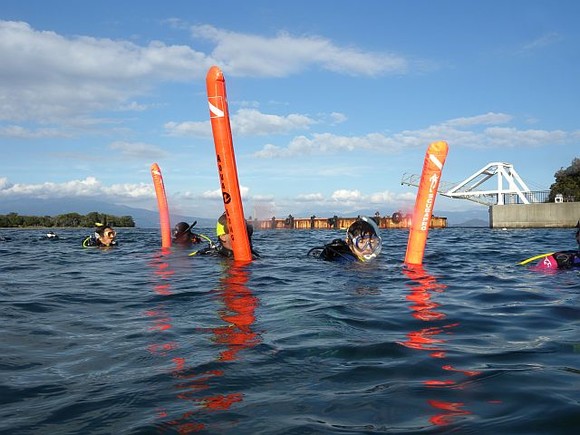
[308,239,357,263]
[82,235,117,248]
[196,243,259,259]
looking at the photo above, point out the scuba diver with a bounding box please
[82,223,117,248]
[531,221,580,270]
[171,221,203,247]
[194,212,259,258]
[308,216,382,263]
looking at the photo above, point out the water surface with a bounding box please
[1,227,578,434]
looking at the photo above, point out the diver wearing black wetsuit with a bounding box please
[171,221,203,247]
[308,238,358,262]
[533,223,580,269]
[82,224,117,248]
[195,213,259,259]
[308,216,382,263]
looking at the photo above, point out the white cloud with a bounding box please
[164,120,211,137]
[296,193,325,202]
[520,32,563,54]
[482,127,567,147]
[233,108,315,135]
[0,176,153,201]
[109,141,168,159]
[255,112,576,158]
[0,124,71,138]
[0,20,209,124]
[117,101,151,112]
[368,191,416,204]
[0,20,415,130]
[251,194,275,202]
[444,112,512,127]
[329,112,348,125]
[165,108,317,137]
[287,189,417,215]
[191,25,409,77]
[201,188,223,199]
[0,177,13,190]
[331,189,363,202]
[201,185,250,199]
[255,132,402,158]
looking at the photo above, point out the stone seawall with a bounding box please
[489,202,580,228]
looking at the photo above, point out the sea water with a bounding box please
[0,227,578,434]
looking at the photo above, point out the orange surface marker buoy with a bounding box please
[206,66,252,262]
[404,141,449,267]
[151,163,172,249]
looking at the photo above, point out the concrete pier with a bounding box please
[489,202,580,228]
[251,214,447,230]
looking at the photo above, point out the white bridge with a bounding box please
[401,162,545,206]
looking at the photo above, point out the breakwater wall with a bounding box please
[489,202,580,228]
[251,214,447,230]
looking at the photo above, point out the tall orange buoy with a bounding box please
[206,66,252,262]
[151,163,172,248]
[404,141,449,267]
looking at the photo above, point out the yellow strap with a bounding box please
[518,252,554,266]
[189,233,215,256]
[198,234,214,245]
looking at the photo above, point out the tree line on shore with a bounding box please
[549,157,580,202]
[0,212,135,228]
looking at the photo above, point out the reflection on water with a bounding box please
[400,265,480,427]
[212,263,260,363]
[147,251,260,433]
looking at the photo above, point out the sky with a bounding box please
[1,0,579,220]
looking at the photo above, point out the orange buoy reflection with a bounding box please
[212,262,260,362]
[147,253,259,432]
[400,265,480,427]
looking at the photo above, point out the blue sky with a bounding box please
[1,0,578,220]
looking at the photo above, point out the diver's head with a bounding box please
[346,216,382,262]
[173,221,191,239]
[95,223,116,246]
[216,212,253,251]
[216,213,232,251]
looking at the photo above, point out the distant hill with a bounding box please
[0,198,214,228]
[452,218,488,227]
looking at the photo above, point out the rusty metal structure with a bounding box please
[251,213,447,230]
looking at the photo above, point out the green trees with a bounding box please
[0,212,136,228]
[549,157,580,202]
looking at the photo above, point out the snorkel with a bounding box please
[347,216,382,262]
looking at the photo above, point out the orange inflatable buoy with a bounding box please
[151,163,171,249]
[404,141,449,266]
[206,66,252,262]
